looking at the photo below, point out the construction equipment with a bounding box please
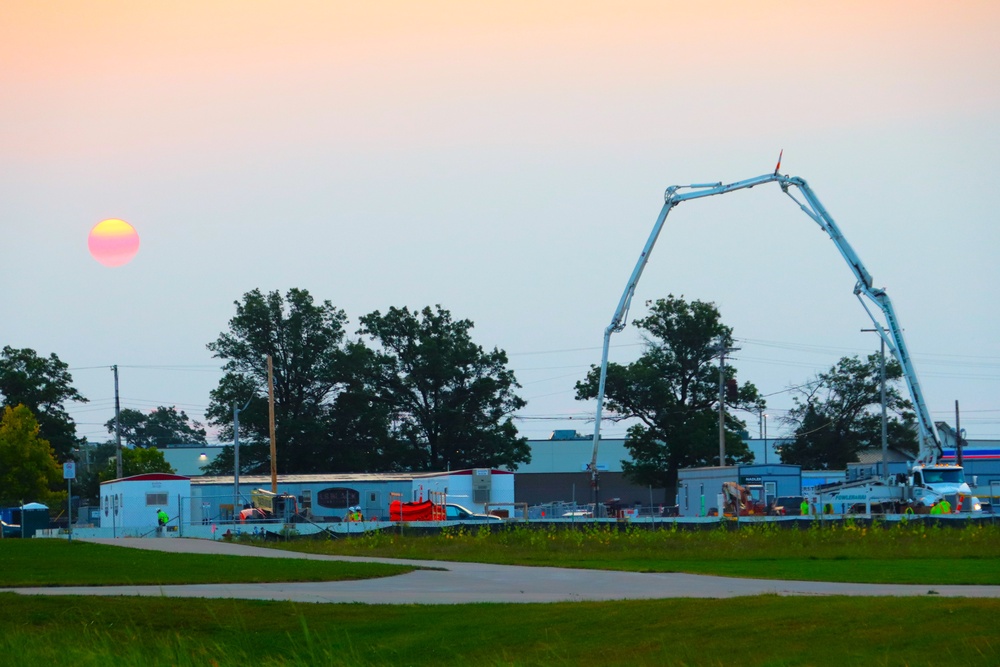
[813,464,981,514]
[246,488,301,522]
[721,481,767,517]
[588,160,948,506]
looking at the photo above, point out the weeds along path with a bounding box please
[4,537,1000,604]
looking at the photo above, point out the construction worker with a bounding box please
[929,500,942,515]
[800,499,809,516]
[156,508,169,536]
[939,497,952,514]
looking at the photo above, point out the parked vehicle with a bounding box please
[814,464,981,515]
[445,503,503,522]
[387,500,502,522]
[1,519,20,538]
[769,496,805,516]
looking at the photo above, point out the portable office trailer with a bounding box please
[188,469,515,524]
[677,464,802,517]
[99,473,191,533]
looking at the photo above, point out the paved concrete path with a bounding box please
[5,537,1000,605]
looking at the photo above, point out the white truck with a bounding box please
[813,463,982,515]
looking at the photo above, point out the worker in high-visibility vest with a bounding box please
[800,499,810,516]
[929,500,943,515]
[939,498,952,514]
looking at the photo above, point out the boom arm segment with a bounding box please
[588,174,784,492]
[589,172,940,495]
[779,176,941,465]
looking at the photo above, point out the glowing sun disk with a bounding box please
[88,218,140,267]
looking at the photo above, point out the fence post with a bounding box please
[177,495,183,538]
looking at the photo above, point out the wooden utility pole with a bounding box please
[717,344,740,466]
[112,365,122,479]
[267,355,277,493]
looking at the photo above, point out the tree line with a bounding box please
[0,290,917,506]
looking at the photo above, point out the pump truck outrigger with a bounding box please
[587,155,978,514]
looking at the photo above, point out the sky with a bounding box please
[3,1,1000,452]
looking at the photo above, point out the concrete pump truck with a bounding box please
[587,155,979,516]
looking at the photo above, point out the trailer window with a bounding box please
[146,493,168,506]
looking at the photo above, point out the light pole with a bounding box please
[763,413,769,464]
[233,398,251,519]
[862,328,888,478]
[716,342,740,466]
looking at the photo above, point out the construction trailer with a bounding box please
[98,473,191,535]
[677,464,802,518]
[187,468,515,524]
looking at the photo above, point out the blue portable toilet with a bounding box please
[20,502,50,537]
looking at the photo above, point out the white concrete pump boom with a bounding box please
[588,169,942,499]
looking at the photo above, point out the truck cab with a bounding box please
[910,464,980,512]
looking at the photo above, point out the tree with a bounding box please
[358,305,530,471]
[95,446,175,485]
[781,353,917,469]
[0,404,65,507]
[204,288,389,475]
[575,296,759,498]
[74,442,117,504]
[103,406,208,448]
[0,346,87,462]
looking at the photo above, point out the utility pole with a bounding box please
[267,355,277,493]
[955,401,963,467]
[112,365,122,479]
[233,398,251,514]
[862,329,888,478]
[716,344,740,466]
[763,413,768,465]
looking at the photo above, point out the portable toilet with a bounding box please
[20,502,50,537]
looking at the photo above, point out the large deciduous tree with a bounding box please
[204,288,389,475]
[103,406,208,448]
[781,353,917,469]
[0,404,65,507]
[358,305,530,471]
[96,446,175,483]
[575,296,759,499]
[0,346,87,462]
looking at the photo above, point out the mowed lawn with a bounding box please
[267,519,1000,585]
[2,592,998,666]
[0,539,414,586]
[3,525,1000,666]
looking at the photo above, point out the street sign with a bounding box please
[63,461,76,480]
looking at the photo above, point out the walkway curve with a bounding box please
[5,537,1000,605]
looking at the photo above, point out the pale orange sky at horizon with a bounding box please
[3,2,997,161]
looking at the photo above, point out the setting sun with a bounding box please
[88,218,140,267]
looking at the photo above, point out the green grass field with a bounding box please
[267,519,1000,585]
[0,540,414,586]
[3,523,1000,666]
[2,593,998,666]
